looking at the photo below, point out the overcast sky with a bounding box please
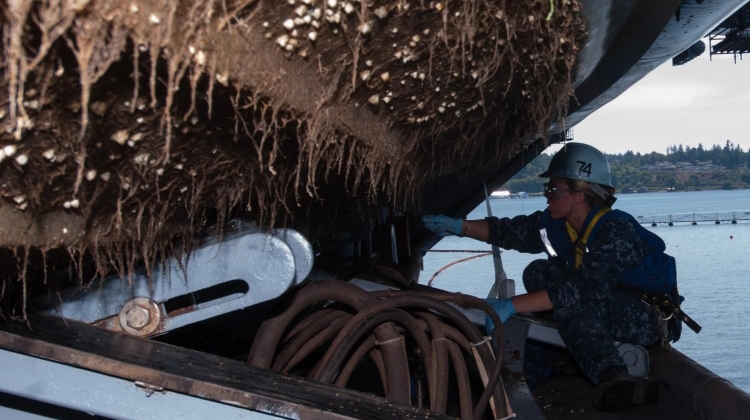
[558,42,750,156]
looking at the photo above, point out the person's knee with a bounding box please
[522,259,556,292]
[554,303,598,333]
[565,317,592,335]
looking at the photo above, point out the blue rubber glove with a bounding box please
[484,298,517,337]
[422,215,464,237]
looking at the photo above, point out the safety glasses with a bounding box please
[543,182,575,201]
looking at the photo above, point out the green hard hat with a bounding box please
[539,143,612,187]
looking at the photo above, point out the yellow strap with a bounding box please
[566,207,611,269]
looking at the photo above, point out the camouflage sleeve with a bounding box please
[484,211,546,254]
[546,217,650,306]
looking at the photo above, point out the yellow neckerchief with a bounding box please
[566,207,611,269]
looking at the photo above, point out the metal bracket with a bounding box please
[135,381,166,396]
[33,226,314,337]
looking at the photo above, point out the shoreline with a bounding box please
[621,185,750,194]
[494,186,750,197]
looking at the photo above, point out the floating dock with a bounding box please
[637,211,750,226]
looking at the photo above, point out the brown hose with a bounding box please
[372,289,506,360]
[414,318,473,353]
[411,318,473,418]
[272,310,351,371]
[447,340,473,420]
[314,292,505,418]
[311,307,433,399]
[248,280,410,404]
[282,308,340,344]
[335,335,378,387]
[361,292,507,420]
[411,318,474,419]
[283,314,353,373]
[249,281,509,417]
[369,348,386,393]
[438,323,473,353]
[415,312,449,414]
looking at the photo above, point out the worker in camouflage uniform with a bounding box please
[423,143,664,413]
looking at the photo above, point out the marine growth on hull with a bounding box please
[0,0,582,334]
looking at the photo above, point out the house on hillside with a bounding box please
[656,162,677,171]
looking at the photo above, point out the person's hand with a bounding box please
[422,215,463,237]
[484,298,517,337]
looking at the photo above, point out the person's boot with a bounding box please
[590,368,660,412]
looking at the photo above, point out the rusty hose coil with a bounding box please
[314,293,507,419]
[370,289,508,420]
[310,308,433,391]
[248,280,410,404]
[282,307,341,344]
[272,309,352,371]
[280,313,353,373]
[371,289,506,365]
[249,280,510,418]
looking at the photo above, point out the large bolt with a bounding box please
[125,306,150,330]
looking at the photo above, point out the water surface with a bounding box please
[422,189,750,392]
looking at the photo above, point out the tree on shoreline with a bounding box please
[507,142,750,193]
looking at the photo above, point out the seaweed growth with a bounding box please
[0,0,584,316]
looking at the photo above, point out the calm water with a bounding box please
[422,189,750,392]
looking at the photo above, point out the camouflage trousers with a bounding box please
[523,259,661,385]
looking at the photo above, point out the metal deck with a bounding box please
[0,315,456,420]
[2,314,748,419]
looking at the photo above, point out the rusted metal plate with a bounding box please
[0,315,455,420]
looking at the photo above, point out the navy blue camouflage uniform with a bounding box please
[486,209,662,385]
